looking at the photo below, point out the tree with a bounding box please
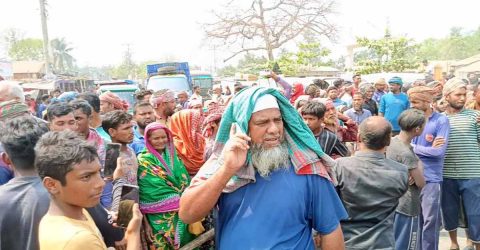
[204,0,337,62]
[355,30,419,74]
[51,38,75,73]
[109,45,137,79]
[217,65,237,76]
[2,28,24,50]
[8,38,44,61]
[417,26,480,61]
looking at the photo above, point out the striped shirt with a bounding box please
[444,109,480,179]
[315,129,349,158]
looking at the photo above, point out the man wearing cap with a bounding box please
[179,87,347,249]
[408,85,450,250]
[99,91,129,115]
[379,77,410,135]
[212,84,225,105]
[441,78,480,250]
[149,89,176,126]
[177,91,190,110]
[373,78,388,103]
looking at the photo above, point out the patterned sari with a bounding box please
[137,122,194,249]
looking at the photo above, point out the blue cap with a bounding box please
[388,76,403,85]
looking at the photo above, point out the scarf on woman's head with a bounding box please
[99,91,129,111]
[144,122,175,176]
[290,83,305,104]
[169,109,206,175]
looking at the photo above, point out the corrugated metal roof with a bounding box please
[452,53,480,67]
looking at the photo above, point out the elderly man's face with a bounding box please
[213,88,222,95]
[177,93,188,103]
[365,89,374,99]
[248,108,284,149]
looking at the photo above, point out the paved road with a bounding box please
[440,229,469,250]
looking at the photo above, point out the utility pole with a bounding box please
[212,44,217,75]
[39,0,52,75]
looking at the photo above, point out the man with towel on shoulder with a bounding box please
[179,87,347,249]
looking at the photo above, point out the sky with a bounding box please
[1,0,479,70]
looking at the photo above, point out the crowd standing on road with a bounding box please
[0,72,479,250]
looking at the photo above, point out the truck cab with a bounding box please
[191,70,213,99]
[146,62,193,96]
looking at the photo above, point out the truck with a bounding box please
[191,70,213,99]
[146,62,193,95]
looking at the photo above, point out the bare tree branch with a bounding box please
[223,47,267,62]
[204,0,337,61]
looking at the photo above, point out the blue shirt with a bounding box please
[412,112,450,183]
[344,108,372,125]
[0,144,13,185]
[37,103,47,118]
[129,126,145,155]
[373,90,387,103]
[332,98,347,108]
[0,166,13,185]
[216,166,348,250]
[379,92,410,132]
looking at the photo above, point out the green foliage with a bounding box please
[8,38,44,61]
[216,41,333,77]
[355,31,419,74]
[51,38,75,73]
[417,27,480,61]
[217,65,237,76]
[296,42,331,66]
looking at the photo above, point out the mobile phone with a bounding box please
[116,184,139,228]
[104,143,121,177]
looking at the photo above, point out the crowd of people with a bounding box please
[0,71,478,250]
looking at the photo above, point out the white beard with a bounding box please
[251,142,290,178]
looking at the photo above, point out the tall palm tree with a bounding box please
[51,38,74,73]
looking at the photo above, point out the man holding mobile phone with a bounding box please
[36,131,142,250]
[102,110,138,186]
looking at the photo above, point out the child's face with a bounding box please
[57,158,105,209]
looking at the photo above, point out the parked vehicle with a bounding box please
[97,84,139,114]
[146,62,192,95]
[191,70,213,99]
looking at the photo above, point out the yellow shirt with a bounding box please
[39,209,107,250]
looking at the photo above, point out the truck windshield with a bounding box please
[147,76,190,92]
[193,77,213,89]
[112,91,136,108]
